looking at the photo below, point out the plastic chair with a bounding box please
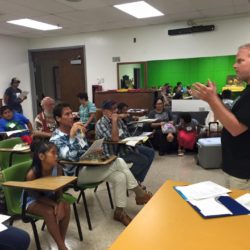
[0,137,31,170]
[2,161,83,250]
[75,181,114,230]
[1,160,43,250]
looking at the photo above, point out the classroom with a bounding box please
[0,1,250,250]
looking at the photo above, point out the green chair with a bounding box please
[2,161,83,250]
[1,160,43,250]
[0,137,32,170]
[75,181,114,231]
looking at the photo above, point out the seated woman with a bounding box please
[176,113,199,156]
[34,97,56,139]
[77,92,96,130]
[148,97,177,155]
[0,106,33,144]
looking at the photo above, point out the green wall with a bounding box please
[147,55,236,92]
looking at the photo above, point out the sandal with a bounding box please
[113,210,132,226]
[136,191,153,205]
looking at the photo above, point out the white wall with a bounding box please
[2,16,250,120]
[28,16,250,104]
[0,35,33,120]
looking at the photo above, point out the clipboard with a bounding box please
[174,187,250,218]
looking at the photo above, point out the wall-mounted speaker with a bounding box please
[168,25,215,36]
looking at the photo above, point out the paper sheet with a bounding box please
[175,181,231,200]
[189,195,232,216]
[18,91,29,100]
[236,193,250,211]
[0,214,10,224]
[80,138,104,160]
[0,129,28,137]
[0,223,8,232]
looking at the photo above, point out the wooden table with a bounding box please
[2,176,77,191]
[109,180,250,250]
[59,155,117,166]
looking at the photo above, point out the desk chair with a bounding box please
[2,161,83,250]
[74,181,114,231]
[0,137,31,169]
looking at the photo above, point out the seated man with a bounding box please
[50,103,152,226]
[95,100,155,187]
[34,96,56,139]
[0,106,33,144]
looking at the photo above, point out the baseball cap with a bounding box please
[11,77,20,84]
[101,100,117,110]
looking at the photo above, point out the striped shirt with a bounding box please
[95,115,131,157]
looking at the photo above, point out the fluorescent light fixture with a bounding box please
[114,1,164,19]
[7,18,62,31]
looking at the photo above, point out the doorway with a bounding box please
[117,62,147,89]
[29,46,86,115]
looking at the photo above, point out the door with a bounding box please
[31,47,86,113]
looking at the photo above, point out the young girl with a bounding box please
[176,113,199,156]
[23,140,70,250]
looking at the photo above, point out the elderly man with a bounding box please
[34,97,56,138]
[50,103,152,226]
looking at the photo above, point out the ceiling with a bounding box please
[1,0,250,38]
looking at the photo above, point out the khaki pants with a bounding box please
[77,157,138,207]
[224,173,250,190]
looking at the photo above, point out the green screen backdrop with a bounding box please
[147,55,236,92]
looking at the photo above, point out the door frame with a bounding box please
[28,45,87,117]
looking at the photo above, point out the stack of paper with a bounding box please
[175,181,234,217]
[121,136,148,147]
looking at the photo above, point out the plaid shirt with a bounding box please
[95,115,131,156]
[50,128,88,176]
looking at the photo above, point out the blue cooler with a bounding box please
[197,137,222,169]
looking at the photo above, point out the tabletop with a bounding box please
[2,176,77,191]
[109,180,250,250]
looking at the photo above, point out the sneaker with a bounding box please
[113,210,132,226]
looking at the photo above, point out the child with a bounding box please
[23,140,70,250]
[176,113,199,156]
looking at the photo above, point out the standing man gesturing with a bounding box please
[192,44,250,190]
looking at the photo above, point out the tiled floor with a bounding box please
[14,153,225,250]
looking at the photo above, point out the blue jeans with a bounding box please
[0,226,30,250]
[122,145,155,183]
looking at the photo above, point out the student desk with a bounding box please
[2,176,77,192]
[109,180,250,250]
[0,147,31,166]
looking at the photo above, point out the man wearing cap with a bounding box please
[95,100,155,187]
[3,77,27,113]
